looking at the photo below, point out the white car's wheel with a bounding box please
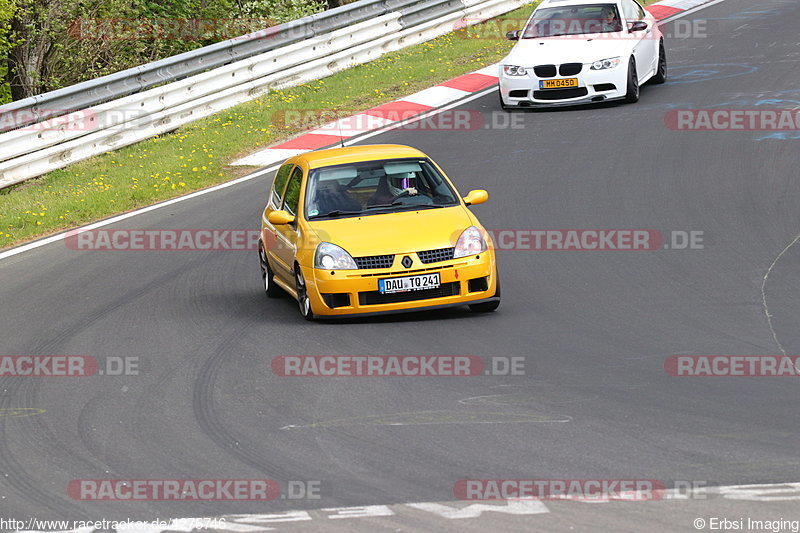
[624,57,640,103]
[651,40,667,84]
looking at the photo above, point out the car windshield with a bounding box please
[304,158,460,220]
[522,4,623,38]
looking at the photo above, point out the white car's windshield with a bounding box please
[305,158,460,220]
[523,4,623,38]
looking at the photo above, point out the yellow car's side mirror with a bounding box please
[268,210,296,225]
[463,189,488,206]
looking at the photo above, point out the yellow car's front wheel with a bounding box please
[295,267,315,321]
[259,241,282,299]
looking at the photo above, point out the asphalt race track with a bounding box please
[2,0,800,530]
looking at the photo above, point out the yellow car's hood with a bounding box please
[307,206,475,257]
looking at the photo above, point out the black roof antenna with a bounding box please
[337,110,345,149]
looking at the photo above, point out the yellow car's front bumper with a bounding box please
[302,250,498,317]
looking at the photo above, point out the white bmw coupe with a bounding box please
[498,0,667,109]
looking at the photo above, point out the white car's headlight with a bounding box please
[590,57,621,70]
[454,226,488,259]
[503,65,527,77]
[315,242,358,270]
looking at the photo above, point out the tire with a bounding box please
[295,266,315,321]
[624,57,640,103]
[469,277,501,313]
[259,241,282,298]
[651,39,667,84]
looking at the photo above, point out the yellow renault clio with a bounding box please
[258,145,499,320]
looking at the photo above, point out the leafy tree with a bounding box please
[5,0,326,100]
[0,0,14,103]
[240,0,326,20]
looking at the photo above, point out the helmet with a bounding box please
[387,171,416,193]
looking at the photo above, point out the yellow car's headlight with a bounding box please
[454,226,487,259]
[315,242,358,270]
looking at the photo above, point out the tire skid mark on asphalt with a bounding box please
[0,259,220,514]
[193,324,299,481]
[17,373,128,516]
[75,348,187,482]
[1,342,123,516]
[760,234,800,356]
[20,255,211,357]
[0,381,86,516]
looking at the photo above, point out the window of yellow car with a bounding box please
[272,164,293,207]
[283,167,303,216]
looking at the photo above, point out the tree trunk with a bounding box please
[8,0,64,99]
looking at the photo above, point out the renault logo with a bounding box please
[401,256,413,269]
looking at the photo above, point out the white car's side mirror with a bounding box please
[628,21,648,32]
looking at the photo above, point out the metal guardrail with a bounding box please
[0,0,435,129]
[0,0,528,188]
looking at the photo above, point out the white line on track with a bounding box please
[760,234,800,356]
[658,0,728,23]
[18,483,800,532]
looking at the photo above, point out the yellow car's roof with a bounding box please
[294,145,428,169]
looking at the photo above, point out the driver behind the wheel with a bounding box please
[368,171,420,206]
[598,5,620,31]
